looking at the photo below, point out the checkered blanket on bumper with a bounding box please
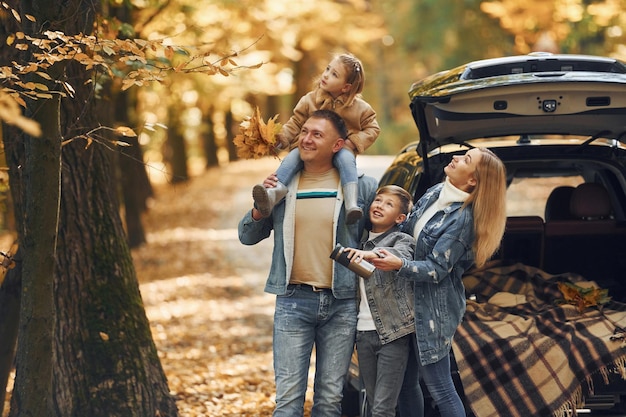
[452,263,626,417]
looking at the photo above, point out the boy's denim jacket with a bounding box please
[359,225,416,344]
[398,182,475,366]
[238,172,378,299]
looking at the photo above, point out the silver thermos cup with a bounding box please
[330,244,376,279]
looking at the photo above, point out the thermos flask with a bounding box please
[330,244,376,279]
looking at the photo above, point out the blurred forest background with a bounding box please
[2,0,626,416]
[127,0,626,176]
[4,0,626,188]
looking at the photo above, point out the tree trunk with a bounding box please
[119,135,150,248]
[10,68,62,417]
[225,109,238,162]
[0,246,21,414]
[109,3,153,249]
[266,94,280,122]
[294,51,317,105]
[53,58,177,416]
[4,0,177,415]
[202,109,219,169]
[52,125,176,416]
[165,107,189,183]
[94,83,152,250]
[0,14,21,414]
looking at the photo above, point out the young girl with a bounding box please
[252,53,380,224]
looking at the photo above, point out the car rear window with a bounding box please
[463,57,626,80]
[507,176,584,219]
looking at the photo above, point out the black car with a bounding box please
[345,52,626,417]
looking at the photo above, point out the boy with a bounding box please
[342,185,415,417]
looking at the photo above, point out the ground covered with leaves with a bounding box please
[5,156,389,416]
[133,158,282,416]
[137,156,392,416]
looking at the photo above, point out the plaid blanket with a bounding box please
[452,262,626,417]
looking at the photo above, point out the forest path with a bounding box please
[134,155,392,416]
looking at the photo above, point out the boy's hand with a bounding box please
[343,247,364,261]
[344,248,377,262]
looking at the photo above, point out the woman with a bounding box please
[372,147,507,417]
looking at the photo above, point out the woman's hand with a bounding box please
[370,249,404,271]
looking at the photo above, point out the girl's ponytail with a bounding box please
[337,53,365,104]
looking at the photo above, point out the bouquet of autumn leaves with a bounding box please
[556,281,611,313]
[233,107,284,159]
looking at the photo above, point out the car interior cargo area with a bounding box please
[498,181,626,303]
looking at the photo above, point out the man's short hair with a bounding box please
[310,109,348,139]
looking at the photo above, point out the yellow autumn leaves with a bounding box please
[233,107,283,159]
[557,281,611,313]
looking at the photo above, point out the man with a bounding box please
[238,109,378,417]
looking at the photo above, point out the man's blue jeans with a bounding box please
[356,331,411,417]
[272,284,357,417]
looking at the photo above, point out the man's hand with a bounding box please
[262,173,279,188]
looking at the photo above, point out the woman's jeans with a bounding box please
[396,345,464,417]
[420,353,466,417]
[272,284,357,417]
[276,148,357,187]
[356,331,411,417]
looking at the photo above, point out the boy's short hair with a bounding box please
[376,185,412,215]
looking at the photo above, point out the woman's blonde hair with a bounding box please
[464,148,507,267]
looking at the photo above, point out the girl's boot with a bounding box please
[343,182,363,225]
[252,182,288,218]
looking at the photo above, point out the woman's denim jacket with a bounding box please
[238,172,378,299]
[359,225,415,344]
[399,182,475,366]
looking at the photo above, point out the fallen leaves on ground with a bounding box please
[3,158,323,417]
[141,274,276,416]
[134,159,285,416]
